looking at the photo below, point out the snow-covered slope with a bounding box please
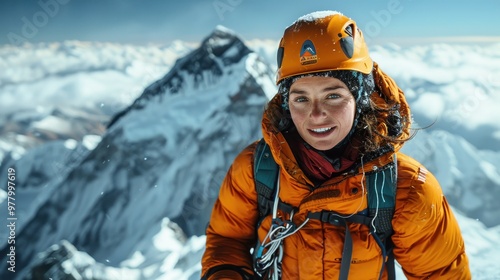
[402,129,500,227]
[0,136,100,238]
[26,219,207,280]
[0,26,275,279]
[457,209,500,279]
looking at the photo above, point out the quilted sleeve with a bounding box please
[392,154,471,279]
[201,143,259,279]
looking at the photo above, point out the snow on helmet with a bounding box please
[276,11,373,84]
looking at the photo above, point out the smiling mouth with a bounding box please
[309,127,334,134]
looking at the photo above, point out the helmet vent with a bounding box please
[277,46,284,68]
[340,24,354,58]
[344,24,353,37]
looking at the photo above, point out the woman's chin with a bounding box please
[308,139,341,151]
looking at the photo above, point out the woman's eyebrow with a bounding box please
[322,85,345,92]
[289,89,308,95]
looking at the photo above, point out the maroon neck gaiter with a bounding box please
[284,129,359,185]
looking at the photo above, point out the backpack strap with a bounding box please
[253,138,292,279]
[367,155,397,238]
[253,138,294,220]
[254,138,279,217]
[366,154,397,280]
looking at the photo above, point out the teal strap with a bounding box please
[338,218,352,280]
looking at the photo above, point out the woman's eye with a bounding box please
[327,94,340,99]
[294,96,308,102]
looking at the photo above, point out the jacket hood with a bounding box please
[370,62,412,152]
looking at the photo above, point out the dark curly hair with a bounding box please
[353,92,412,154]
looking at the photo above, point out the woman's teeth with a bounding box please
[311,127,332,133]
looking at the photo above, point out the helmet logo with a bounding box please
[300,40,318,65]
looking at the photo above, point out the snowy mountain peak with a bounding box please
[200,24,250,65]
[108,25,255,128]
[213,24,236,33]
[206,25,238,44]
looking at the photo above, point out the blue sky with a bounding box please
[1,0,499,46]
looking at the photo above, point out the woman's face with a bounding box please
[288,76,356,151]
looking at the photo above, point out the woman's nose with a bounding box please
[310,101,326,119]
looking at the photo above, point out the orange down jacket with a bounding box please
[201,64,471,279]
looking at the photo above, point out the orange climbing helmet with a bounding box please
[276,11,373,84]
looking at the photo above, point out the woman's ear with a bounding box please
[278,110,293,132]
